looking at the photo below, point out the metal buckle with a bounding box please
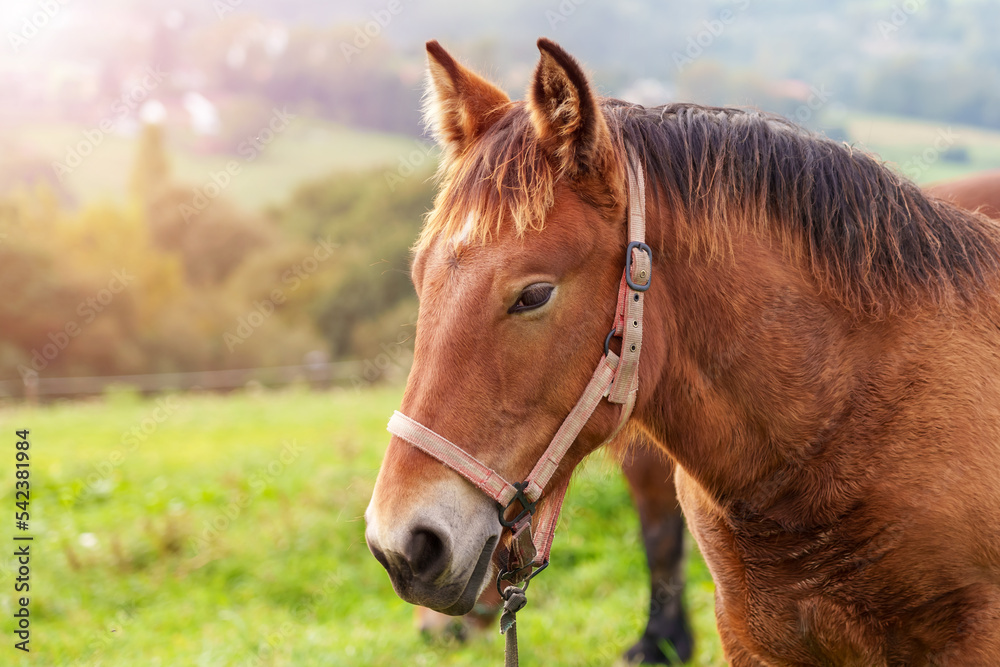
[498,481,537,529]
[604,326,617,356]
[496,560,549,595]
[624,241,652,292]
[604,240,652,355]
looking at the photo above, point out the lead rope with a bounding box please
[497,518,540,667]
[496,504,539,667]
[501,586,526,666]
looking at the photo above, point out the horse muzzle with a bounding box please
[365,476,502,614]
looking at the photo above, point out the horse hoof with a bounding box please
[624,630,694,665]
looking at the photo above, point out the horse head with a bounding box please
[365,38,641,614]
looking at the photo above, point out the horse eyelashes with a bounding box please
[509,284,555,313]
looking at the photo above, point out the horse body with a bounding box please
[665,240,1000,664]
[367,38,1000,665]
[927,169,1000,220]
[637,132,1000,663]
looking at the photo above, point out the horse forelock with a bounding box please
[419,103,556,251]
[417,100,628,252]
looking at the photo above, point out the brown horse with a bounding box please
[926,169,1000,219]
[367,37,1000,666]
[414,170,1000,663]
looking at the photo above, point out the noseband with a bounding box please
[386,148,651,659]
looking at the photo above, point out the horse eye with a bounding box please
[508,283,555,314]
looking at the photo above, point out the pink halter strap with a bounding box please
[386,146,650,578]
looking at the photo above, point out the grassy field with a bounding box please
[0,387,724,666]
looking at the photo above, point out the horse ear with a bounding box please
[528,38,613,177]
[424,40,511,161]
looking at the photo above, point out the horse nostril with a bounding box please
[407,526,450,581]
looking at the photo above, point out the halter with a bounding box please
[386,147,651,661]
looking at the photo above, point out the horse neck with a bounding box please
[635,213,864,516]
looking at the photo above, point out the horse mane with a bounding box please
[422,100,1000,316]
[614,102,1000,316]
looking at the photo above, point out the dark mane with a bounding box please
[611,102,1000,316]
[423,100,1000,316]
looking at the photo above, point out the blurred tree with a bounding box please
[275,164,433,359]
[130,123,172,203]
[0,181,319,385]
[147,186,277,286]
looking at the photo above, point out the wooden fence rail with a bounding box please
[0,361,367,400]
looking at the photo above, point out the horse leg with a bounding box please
[622,441,694,665]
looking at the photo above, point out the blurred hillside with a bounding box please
[5,0,1000,138]
[0,131,433,392]
[3,0,1000,396]
[3,1,1000,206]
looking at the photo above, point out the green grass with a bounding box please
[0,387,723,666]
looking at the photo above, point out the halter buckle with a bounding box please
[625,241,653,292]
[604,326,617,356]
[498,481,537,529]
